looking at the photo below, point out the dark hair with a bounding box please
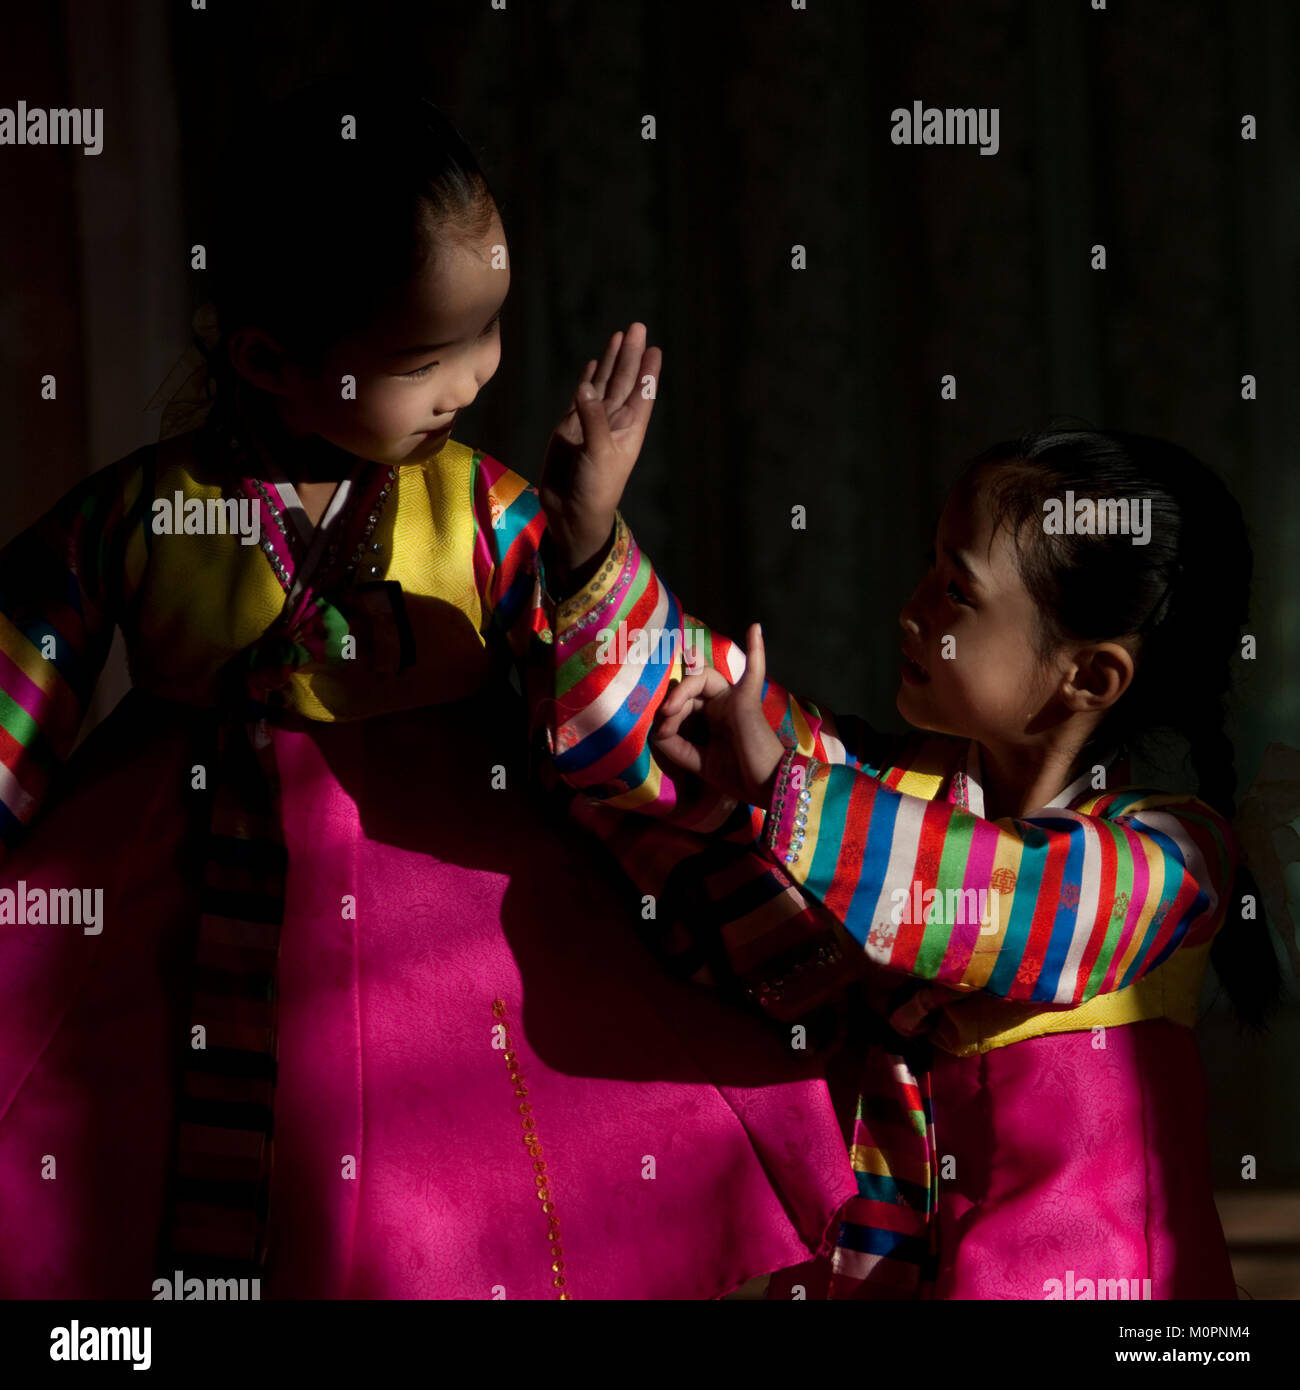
[953,427,1283,1033]
[206,76,497,379]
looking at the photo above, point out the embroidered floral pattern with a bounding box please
[989,867,1018,895]
[868,921,899,952]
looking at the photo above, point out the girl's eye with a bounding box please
[924,546,970,605]
[399,313,501,379]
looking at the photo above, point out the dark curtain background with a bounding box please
[3,0,1297,1294]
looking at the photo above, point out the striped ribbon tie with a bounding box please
[828,1005,940,1300]
[160,681,286,1279]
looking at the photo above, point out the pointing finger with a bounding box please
[738,622,766,699]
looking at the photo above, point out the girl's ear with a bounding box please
[225,326,295,395]
[1061,641,1136,713]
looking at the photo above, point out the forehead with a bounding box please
[938,482,1027,585]
[363,213,510,343]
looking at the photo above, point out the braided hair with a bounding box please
[952,427,1282,1033]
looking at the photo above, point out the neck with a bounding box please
[238,388,356,483]
[283,435,356,484]
[976,737,1096,821]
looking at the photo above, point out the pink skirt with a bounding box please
[767,1018,1237,1300]
[928,1018,1236,1299]
[0,689,857,1299]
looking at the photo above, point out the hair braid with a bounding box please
[1179,594,1281,1034]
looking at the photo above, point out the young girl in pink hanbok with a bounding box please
[543,427,1287,1300]
[0,79,860,1299]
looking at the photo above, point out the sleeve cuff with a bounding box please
[539,512,634,638]
[762,749,824,867]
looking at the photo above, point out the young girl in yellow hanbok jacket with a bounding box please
[0,79,859,1300]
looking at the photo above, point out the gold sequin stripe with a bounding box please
[554,513,631,629]
[492,999,570,1299]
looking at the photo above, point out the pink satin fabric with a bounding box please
[766,1019,1236,1302]
[928,1020,1236,1299]
[0,693,858,1299]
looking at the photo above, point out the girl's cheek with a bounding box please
[356,382,408,430]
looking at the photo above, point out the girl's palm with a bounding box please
[540,322,662,541]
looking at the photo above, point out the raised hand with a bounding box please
[651,623,787,808]
[539,323,662,579]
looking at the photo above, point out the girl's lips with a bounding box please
[900,650,930,684]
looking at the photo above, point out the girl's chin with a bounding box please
[895,682,958,737]
[401,431,452,460]
[895,680,927,715]
[895,688,923,729]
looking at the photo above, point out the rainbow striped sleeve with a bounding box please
[544,512,875,817]
[0,452,149,856]
[470,452,549,661]
[762,752,1235,1005]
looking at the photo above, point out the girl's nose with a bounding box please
[899,610,922,639]
[437,388,477,416]
[436,368,487,417]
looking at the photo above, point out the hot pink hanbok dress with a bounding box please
[0,419,857,1299]
[544,517,1239,1301]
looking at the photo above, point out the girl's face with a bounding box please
[896,484,1065,744]
[277,210,510,467]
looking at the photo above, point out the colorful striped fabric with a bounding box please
[471,452,553,662]
[835,1038,938,1298]
[762,753,1232,1006]
[0,452,151,852]
[170,701,285,1274]
[540,511,1238,1298]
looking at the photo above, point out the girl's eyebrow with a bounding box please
[388,305,504,358]
[945,545,983,586]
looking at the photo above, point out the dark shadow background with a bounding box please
[2,0,1297,1294]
